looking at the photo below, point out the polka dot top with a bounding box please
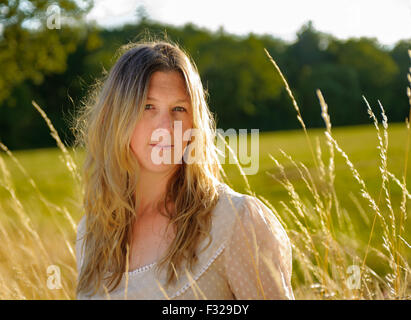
[75,183,294,300]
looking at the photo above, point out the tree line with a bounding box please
[0,7,410,150]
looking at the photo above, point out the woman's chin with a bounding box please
[141,162,179,175]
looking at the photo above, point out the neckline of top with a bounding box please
[127,261,157,275]
[125,183,230,276]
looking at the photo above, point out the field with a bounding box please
[0,116,410,299]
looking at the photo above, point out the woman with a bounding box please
[74,39,294,300]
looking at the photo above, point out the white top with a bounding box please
[76,183,294,300]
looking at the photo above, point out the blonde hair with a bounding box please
[72,39,223,297]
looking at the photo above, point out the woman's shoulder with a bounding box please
[214,182,266,217]
[215,182,249,207]
[76,214,86,238]
[212,183,270,235]
[214,182,287,242]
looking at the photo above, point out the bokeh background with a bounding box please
[1,1,410,150]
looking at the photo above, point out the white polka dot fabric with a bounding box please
[76,183,294,300]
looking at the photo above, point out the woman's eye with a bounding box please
[173,106,186,112]
[144,104,153,110]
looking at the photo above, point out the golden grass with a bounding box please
[0,50,410,299]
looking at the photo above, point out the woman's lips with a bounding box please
[149,144,174,148]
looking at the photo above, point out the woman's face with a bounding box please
[130,70,193,175]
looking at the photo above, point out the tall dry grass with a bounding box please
[261,48,411,299]
[0,49,410,300]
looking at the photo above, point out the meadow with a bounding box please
[0,118,409,299]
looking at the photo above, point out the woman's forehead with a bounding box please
[146,71,191,102]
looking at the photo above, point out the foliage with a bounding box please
[0,15,410,153]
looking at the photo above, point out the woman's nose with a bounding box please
[157,111,174,133]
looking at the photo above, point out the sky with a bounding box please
[85,0,411,47]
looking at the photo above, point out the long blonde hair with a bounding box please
[72,39,223,296]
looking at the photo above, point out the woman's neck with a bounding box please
[134,168,176,217]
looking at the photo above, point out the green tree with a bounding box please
[0,0,93,104]
[199,33,285,130]
[329,37,399,112]
[390,39,411,121]
[284,21,334,84]
[297,63,363,126]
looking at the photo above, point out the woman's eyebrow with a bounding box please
[147,96,190,104]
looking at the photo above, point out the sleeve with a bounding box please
[75,215,86,276]
[223,195,294,300]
